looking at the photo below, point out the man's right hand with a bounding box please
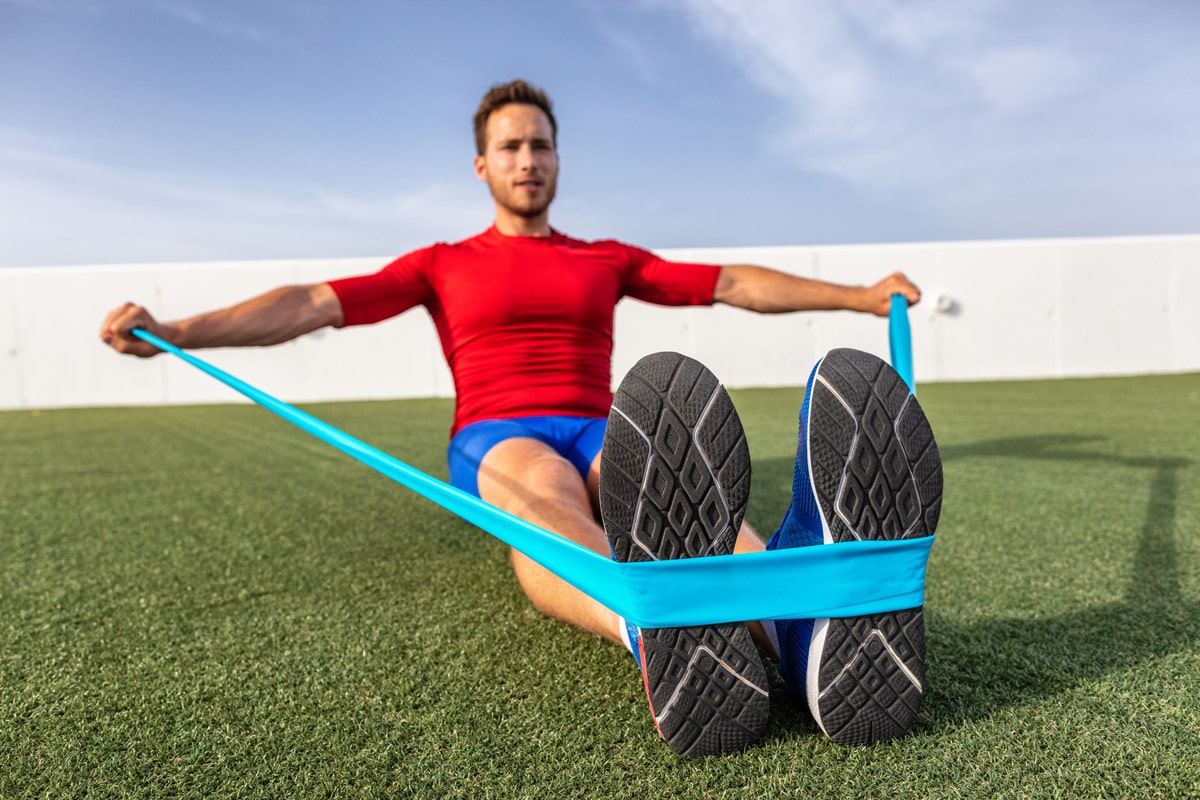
[99,302,170,358]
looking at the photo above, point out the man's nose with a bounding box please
[517,144,537,170]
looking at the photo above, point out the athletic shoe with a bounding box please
[600,351,770,758]
[768,348,942,746]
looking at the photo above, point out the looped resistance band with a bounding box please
[132,328,932,628]
[889,294,915,393]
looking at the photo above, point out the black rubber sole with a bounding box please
[804,348,942,746]
[599,351,769,759]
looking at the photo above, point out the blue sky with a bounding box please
[1,0,1197,267]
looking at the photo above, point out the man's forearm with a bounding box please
[712,264,869,314]
[166,284,343,349]
[713,265,919,317]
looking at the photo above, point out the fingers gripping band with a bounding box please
[131,329,932,628]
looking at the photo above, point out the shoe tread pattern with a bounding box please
[600,351,768,758]
[807,348,942,746]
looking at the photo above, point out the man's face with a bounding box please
[474,103,558,221]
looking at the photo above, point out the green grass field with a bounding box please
[3,372,1199,799]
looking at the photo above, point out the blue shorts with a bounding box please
[447,415,608,498]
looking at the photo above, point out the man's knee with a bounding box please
[498,454,591,516]
[478,444,589,514]
[519,452,587,492]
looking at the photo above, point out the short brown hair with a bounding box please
[473,79,557,155]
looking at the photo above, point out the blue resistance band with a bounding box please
[889,294,915,393]
[131,328,932,628]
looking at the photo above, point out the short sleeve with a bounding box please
[327,247,436,326]
[619,244,721,307]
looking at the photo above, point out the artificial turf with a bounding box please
[2,372,1198,798]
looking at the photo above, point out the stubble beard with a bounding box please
[492,175,557,220]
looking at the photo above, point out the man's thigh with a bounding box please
[474,436,611,556]
[447,415,605,498]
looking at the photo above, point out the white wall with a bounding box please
[2,234,1197,410]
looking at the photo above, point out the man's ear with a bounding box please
[473,155,487,182]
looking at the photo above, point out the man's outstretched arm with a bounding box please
[99,283,344,358]
[712,265,920,316]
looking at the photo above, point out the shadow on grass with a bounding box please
[926,435,1195,725]
[753,434,1195,732]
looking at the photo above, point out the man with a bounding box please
[100,80,940,758]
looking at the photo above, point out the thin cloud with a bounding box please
[0,0,270,41]
[0,135,487,267]
[965,45,1087,114]
[592,21,667,88]
[666,0,1199,237]
[129,0,269,43]
[673,0,1094,171]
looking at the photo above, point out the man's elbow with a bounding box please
[712,267,755,310]
[309,283,346,329]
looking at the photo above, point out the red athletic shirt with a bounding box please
[327,226,721,436]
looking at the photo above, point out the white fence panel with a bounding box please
[1,235,1196,410]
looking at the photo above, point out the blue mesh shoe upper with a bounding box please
[766,358,825,698]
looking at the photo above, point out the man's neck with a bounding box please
[493,210,552,238]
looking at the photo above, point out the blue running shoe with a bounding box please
[600,351,770,759]
[768,348,942,746]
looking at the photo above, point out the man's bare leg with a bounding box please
[475,437,625,645]
[732,525,780,659]
[476,436,778,657]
